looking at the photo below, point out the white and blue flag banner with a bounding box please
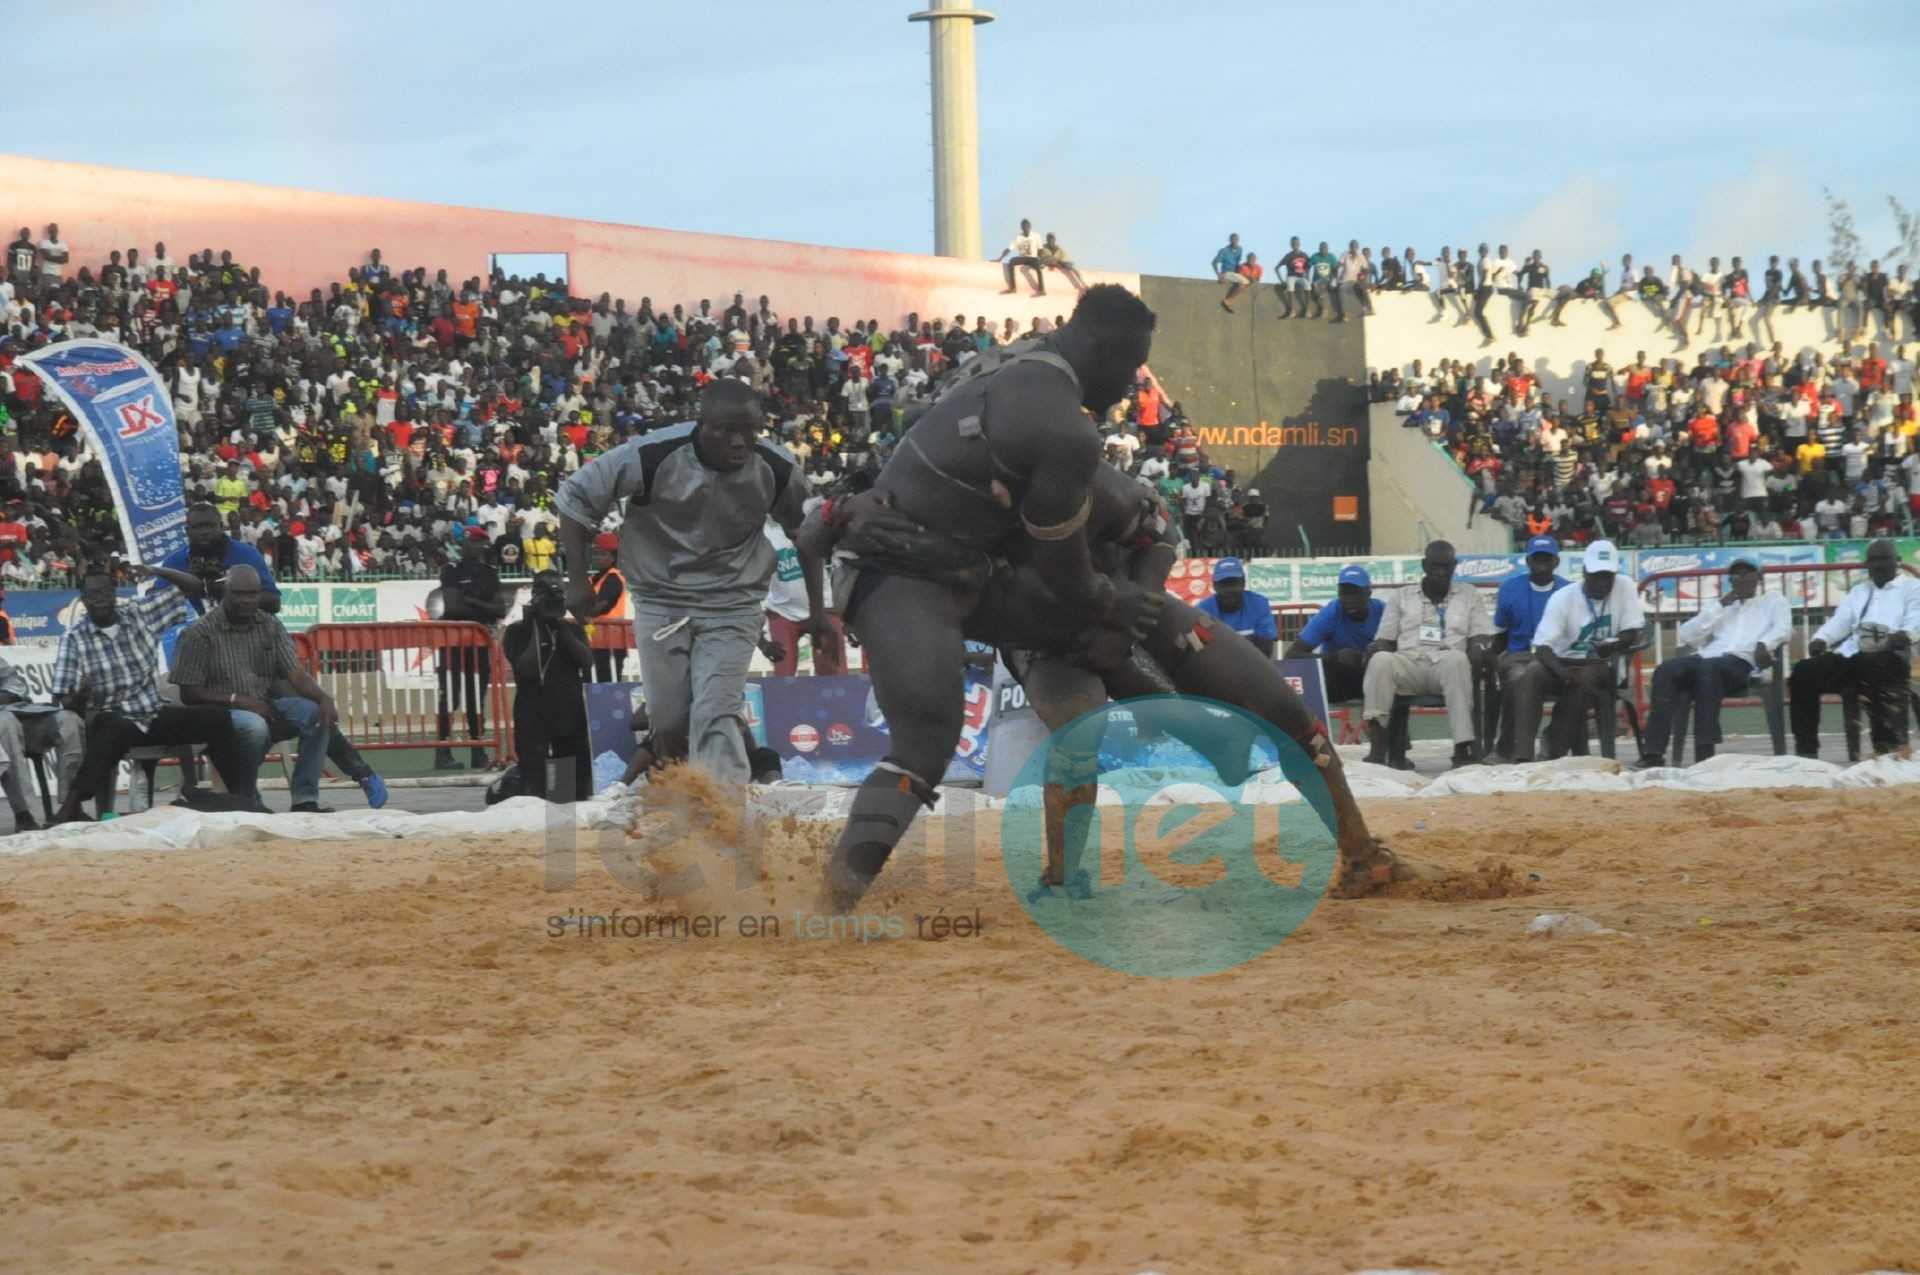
[18,338,187,565]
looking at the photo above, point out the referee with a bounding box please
[555,380,825,784]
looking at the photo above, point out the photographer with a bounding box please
[145,502,281,616]
[504,570,593,802]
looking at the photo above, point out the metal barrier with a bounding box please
[297,621,512,762]
[1633,561,1920,720]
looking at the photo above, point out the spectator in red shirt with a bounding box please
[1726,413,1758,459]
[1689,412,1721,453]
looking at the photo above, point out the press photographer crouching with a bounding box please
[505,570,593,802]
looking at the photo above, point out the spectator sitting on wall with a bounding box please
[1037,234,1087,295]
[996,218,1044,296]
[1213,234,1247,312]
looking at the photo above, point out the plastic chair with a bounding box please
[1560,636,1652,760]
[1666,643,1787,764]
[24,749,57,821]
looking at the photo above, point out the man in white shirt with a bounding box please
[1638,556,1791,766]
[1788,538,1920,758]
[1508,540,1646,762]
[1361,539,1496,768]
[997,219,1044,296]
[1735,454,1773,513]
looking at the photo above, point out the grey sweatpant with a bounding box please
[0,708,83,813]
[632,602,761,784]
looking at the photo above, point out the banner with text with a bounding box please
[18,339,187,565]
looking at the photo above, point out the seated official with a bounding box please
[1639,555,1790,766]
[0,654,84,832]
[1510,541,1646,762]
[1362,539,1495,769]
[1282,564,1381,702]
[49,570,247,823]
[505,571,594,802]
[1197,557,1278,657]
[147,502,282,617]
[1488,536,1570,762]
[1790,537,1920,758]
[166,565,387,813]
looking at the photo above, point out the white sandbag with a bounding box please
[1834,753,1920,788]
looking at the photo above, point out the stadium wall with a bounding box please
[1367,404,1507,554]
[1137,277,1372,554]
[0,154,1137,330]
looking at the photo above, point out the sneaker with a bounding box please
[290,802,337,814]
[359,771,390,809]
[433,748,461,770]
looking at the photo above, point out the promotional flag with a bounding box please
[18,339,187,565]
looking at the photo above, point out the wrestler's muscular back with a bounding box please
[875,359,1105,553]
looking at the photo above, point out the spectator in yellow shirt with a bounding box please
[213,464,249,516]
[523,525,557,572]
[1795,440,1827,474]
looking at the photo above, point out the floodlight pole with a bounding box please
[910,0,994,259]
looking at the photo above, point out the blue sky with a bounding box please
[10,0,1919,277]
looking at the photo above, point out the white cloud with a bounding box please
[986,130,1165,274]
[1477,173,1624,274]
[1685,153,1826,265]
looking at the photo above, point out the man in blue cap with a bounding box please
[1283,564,1381,702]
[1487,536,1571,761]
[1196,557,1278,657]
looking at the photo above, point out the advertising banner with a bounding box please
[583,669,993,790]
[18,339,187,565]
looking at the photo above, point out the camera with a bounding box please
[530,572,567,623]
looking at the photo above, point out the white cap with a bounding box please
[1582,540,1621,573]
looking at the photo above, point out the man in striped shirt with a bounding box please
[49,570,246,823]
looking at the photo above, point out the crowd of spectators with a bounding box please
[1377,339,1920,549]
[0,219,1274,587]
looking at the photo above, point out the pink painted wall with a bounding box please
[1,153,1138,327]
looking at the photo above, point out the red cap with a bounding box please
[464,525,490,541]
[594,532,618,552]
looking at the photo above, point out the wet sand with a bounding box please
[3,785,1919,1273]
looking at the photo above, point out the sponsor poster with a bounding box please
[1297,556,1409,603]
[17,339,186,565]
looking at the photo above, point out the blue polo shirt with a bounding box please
[1296,597,1385,653]
[1494,572,1570,652]
[154,538,281,616]
[1197,589,1278,642]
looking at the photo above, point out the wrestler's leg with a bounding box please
[1131,601,1438,897]
[820,575,971,912]
[1018,653,1109,888]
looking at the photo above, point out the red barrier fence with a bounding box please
[298,621,512,764]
